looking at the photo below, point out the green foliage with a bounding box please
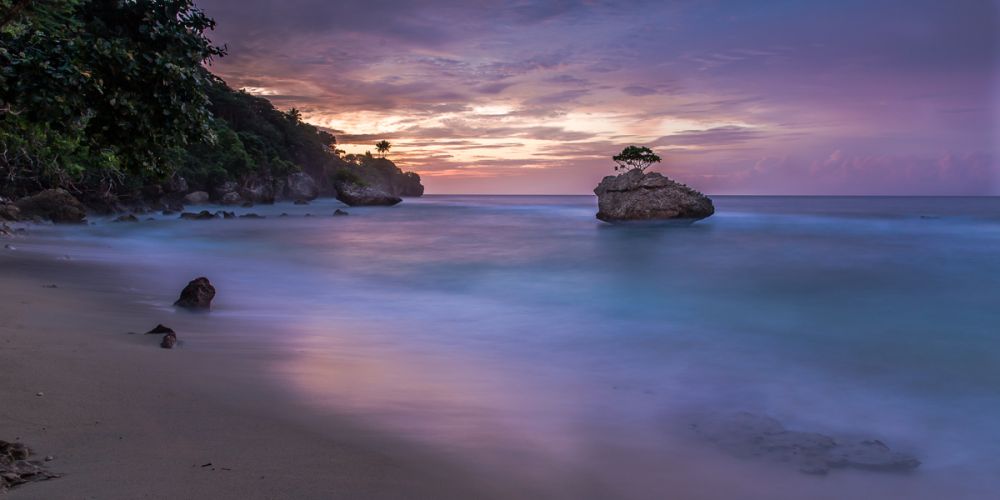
[612,145,661,173]
[0,0,224,198]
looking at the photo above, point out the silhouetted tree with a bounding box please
[375,140,391,158]
[612,145,661,173]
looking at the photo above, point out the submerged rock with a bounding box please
[113,214,139,223]
[179,210,216,220]
[333,209,349,216]
[593,169,714,223]
[293,199,309,205]
[1,440,59,492]
[14,189,87,224]
[335,181,401,207]
[174,277,215,310]
[690,412,920,475]
[239,213,264,219]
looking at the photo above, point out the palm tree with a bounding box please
[375,140,391,158]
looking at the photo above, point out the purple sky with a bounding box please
[196,0,999,195]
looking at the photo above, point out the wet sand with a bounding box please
[0,250,502,499]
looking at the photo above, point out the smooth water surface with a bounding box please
[13,196,1000,498]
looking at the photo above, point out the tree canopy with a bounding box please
[1,0,224,197]
[375,140,391,158]
[612,145,661,173]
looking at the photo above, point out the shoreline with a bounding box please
[0,246,508,499]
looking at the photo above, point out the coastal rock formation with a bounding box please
[1,440,59,491]
[334,181,402,207]
[146,324,175,335]
[184,191,210,205]
[593,169,714,223]
[174,277,216,310]
[349,158,423,197]
[0,202,20,221]
[690,412,921,475]
[179,210,217,220]
[239,178,276,204]
[333,209,349,216]
[15,189,87,223]
[113,214,139,223]
[285,172,319,201]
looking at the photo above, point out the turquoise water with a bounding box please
[16,195,1000,498]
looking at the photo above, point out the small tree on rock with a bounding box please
[375,140,391,158]
[613,145,661,173]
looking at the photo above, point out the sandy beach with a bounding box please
[0,247,504,499]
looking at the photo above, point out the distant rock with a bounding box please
[690,412,920,475]
[174,277,215,310]
[219,191,243,205]
[183,191,210,205]
[293,199,309,205]
[333,209,349,216]
[179,210,217,220]
[113,214,139,223]
[240,177,277,205]
[334,181,401,207]
[216,211,236,220]
[14,189,87,224]
[286,172,319,201]
[593,169,714,223]
[239,213,264,219]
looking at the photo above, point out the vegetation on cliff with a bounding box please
[0,0,422,209]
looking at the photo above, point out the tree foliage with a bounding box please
[612,145,661,173]
[0,0,224,198]
[374,139,391,158]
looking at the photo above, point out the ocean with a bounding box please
[14,195,1000,499]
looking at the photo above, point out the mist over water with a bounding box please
[16,196,1000,498]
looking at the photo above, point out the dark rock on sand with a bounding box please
[1,440,59,492]
[160,332,178,349]
[14,189,87,224]
[179,210,217,220]
[285,172,320,201]
[335,181,402,207]
[690,412,920,475]
[174,277,216,310]
[113,214,139,223]
[333,209,349,216]
[594,169,714,223]
[146,324,175,335]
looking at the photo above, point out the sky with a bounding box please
[195,0,999,195]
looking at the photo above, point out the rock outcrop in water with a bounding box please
[334,181,402,207]
[1,440,59,492]
[593,169,714,223]
[14,189,87,223]
[690,412,921,475]
[174,277,216,310]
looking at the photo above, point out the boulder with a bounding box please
[0,203,20,222]
[293,199,309,205]
[174,277,215,310]
[333,209,349,216]
[183,191,210,205]
[593,169,714,223]
[160,332,177,349]
[219,191,243,205]
[335,181,401,207]
[285,172,319,201]
[690,412,920,475]
[240,178,276,204]
[14,189,87,223]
